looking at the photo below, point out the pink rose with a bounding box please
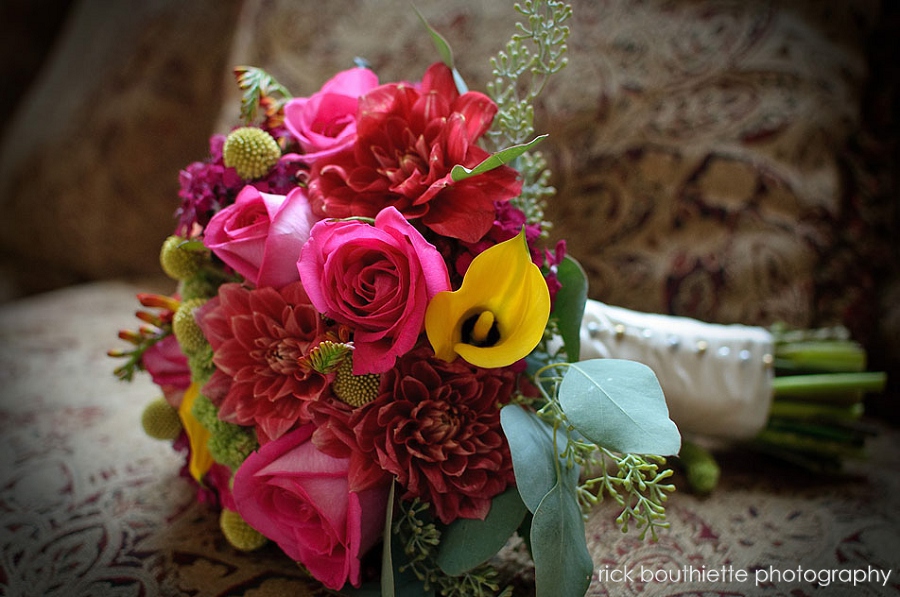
[284,67,379,163]
[142,334,191,405]
[232,424,389,590]
[204,185,317,289]
[297,207,451,374]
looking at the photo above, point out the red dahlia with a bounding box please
[326,344,519,524]
[197,282,334,442]
[307,62,522,243]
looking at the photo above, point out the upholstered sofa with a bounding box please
[1,1,897,595]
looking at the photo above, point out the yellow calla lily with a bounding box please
[425,228,550,368]
[178,381,214,482]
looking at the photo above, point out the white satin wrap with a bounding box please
[579,300,775,440]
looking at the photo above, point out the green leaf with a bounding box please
[530,478,594,597]
[559,359,681,455]
[436,487,527,575]
[500,404,561,513]
[450,135,547,182]
[381,481,396,597]
[552,255,588,362]
[233,66,292,125]
[413,5,467,94]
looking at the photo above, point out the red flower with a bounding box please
[307,63,522,243]
[314,344,518,524]
[196,282,334,442]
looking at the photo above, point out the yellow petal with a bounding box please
[178,381,214,482]
[425,229,550,368]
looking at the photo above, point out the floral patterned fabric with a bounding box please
[2,282,898,596]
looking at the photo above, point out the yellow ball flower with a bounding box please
[141,397,183,440]
[172,298,208,354]
[220,508,268,552]
[332,356,381,407]
[223,126,281,180]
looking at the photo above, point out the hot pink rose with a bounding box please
[232,424,389,590]
[284,67,379,163]
[203,185,318,289]
[297,207,451,374]
[142,334,191,400]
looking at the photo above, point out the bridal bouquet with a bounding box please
[111,3,681,596]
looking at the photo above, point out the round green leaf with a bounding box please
[500,405,560,513]
[530,479,594,597]
[559,359,681,455]
[435,487,527,575]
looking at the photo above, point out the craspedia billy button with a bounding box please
[141,397,183,440]
[220,508,268,551]
[332,357,381,407]
[173,297,208,354]
[159,235,209,281]
[222,126,281,180]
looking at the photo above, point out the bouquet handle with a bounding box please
[579,299,775,440]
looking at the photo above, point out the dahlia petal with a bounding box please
[443,113,471,165]
[420,62,459,103]
[420,167,522,242]
[411,89,451,133]
[452,90,499,140]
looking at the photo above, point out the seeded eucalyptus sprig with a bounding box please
[389,498,512,597]
[486,0,573,232]
[579,450,675,540]
[530,362,677,540]
[487,0,572,147]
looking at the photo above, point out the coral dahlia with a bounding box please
[196,281,334,442]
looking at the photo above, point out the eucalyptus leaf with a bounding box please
[436,487,527,575]
[552,255,588,362]
[559,359,681,455]
[531,479,594,597]
[381,481,396,596]
[450,135,547,182]
[499,405,560,513]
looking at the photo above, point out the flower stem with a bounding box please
[768,400,864,422]
[774,340,867,373]
[772,372,887,403]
